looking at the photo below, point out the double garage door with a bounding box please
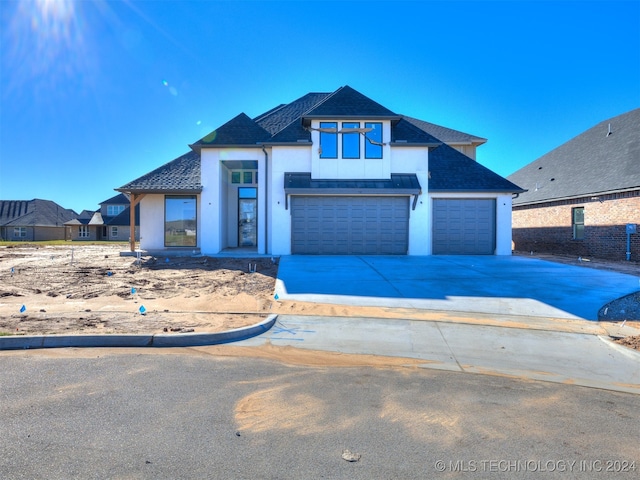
[290,196,496,255]
[291,196,409,254]
[432,198,496,254]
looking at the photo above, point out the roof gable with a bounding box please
[303,85,398,120]
[100,193,129,205]
[192,113,271,148]
[508,108,640,205]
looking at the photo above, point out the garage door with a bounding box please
[291,196,409,254]
[432,199,496,254]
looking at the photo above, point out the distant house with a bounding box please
[117,85,523,255]
[507,108,640,261]
[0,199,77,241]
[64,194,139,241]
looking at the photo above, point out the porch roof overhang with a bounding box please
[283,172,422,209]
[115,188,202,195]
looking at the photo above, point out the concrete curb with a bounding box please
[0,315,277,351]
[597,335,640,360]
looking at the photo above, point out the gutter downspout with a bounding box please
[262,146,269,255]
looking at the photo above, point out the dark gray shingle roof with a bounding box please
[191,113,271,147]
[429,143,524,192]
[100,193,129,205]
[0,199,77,227]
[119,86,517,193]
[117,150,201,193]
[303,85,398,119]
[508,108,640,205]
[402,115,487,145]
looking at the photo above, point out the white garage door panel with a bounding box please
[433,199,496,255]
[291,196,409,255]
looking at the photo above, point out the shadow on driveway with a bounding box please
[274,255,640,320]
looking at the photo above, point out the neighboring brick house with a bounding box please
[118,86,523,255]
[64,194,140,241]
[0,199,77,241]
[507,108,640,261]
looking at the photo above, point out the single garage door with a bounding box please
[291,196,409,254]
[432,199,496,254]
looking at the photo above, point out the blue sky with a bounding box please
[1,0,639,214]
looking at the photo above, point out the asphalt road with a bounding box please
[1,348,639,479]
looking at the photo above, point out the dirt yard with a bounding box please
[0,244,399,336]
[1,244,638,350]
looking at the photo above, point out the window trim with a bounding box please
[111,226,118,238]
[364,122,383,159]
[319,121,338,158]
[78,225,89,238]
[164,195,197,248]
[107,205,126,216]
[341,122,360,159]
[14,227,26,238]
[572,207,584,240]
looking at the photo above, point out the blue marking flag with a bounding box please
[11,267,15,274]
[139,305,146,314]
[165,258,170,263]
[20,305,26,313]
[274,293,279,300]
[107,271,112,276]
[131,287,137,295]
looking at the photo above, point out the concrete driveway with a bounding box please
[274,255,640,320]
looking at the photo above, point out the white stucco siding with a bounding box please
[494,194,513,255]
[200,149,221,254]
[200,148,265,254]
[139,194,165,251]
[390,147,430,255]
[270,146,312,255]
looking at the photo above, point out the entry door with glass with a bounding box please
[238,187,257,247]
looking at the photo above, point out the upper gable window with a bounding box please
[107,205,126,216]
[341,122,360,159]
[365,122,383,159]
[319,122,337,158]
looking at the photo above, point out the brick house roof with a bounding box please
[508,108,640,205]
[0,199,77,227]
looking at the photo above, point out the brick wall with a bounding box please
[512,191,640,261]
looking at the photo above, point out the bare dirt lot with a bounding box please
[0,244,397,336]
[1,245,638,350]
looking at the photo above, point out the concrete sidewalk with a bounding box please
[236,314,640,394]
[274,255,640,320]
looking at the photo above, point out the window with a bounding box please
[231,171,256,184]
[165,196,197,247]
[319,122,337,158]
[341,122,360,159]
[13,227,26,238]
[365,122,383,158]
[572,207,584,240]
[111,226,118,238]
[79,225,89,238]
[107,205,126,216]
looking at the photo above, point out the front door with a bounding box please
[238,187,257,247]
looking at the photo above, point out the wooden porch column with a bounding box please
[129,193,146,252]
